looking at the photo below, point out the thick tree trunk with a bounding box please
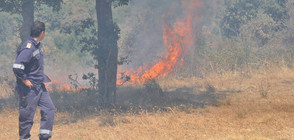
[96,0,118,106]
[20,0,34,44]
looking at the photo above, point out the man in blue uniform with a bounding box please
[13,21,55,140]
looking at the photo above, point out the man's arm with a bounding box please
[13,48,34,88]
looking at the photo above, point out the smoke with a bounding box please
[116,0,184,69]
[116,0,203,83]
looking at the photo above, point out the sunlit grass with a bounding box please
[1,66,294,139]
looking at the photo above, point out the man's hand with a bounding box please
[22,80,33,89]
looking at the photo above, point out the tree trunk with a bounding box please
[96,0,118,107]
[20,0,34,44]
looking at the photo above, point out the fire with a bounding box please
[45,80,69,92]
[46,0,202,91]
[45,79,88,92]
[119,0,202,84]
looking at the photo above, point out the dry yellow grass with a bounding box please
[0,81,13,98]
[1,67,294,139]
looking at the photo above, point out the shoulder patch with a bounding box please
[26,43,32,48]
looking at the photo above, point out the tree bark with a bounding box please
[20,0,34,44]
[96,0,118,107]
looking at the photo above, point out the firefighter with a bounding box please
[13,21,55,140]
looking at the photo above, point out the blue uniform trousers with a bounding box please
[17,83,55,140]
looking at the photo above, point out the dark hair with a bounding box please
[30,21,45,37]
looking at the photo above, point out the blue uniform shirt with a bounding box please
[13,37,51,86]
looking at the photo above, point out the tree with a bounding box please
[221,0,289,40]
[72,0,128,106]
[0,0,63,44]
[95,0,128,106]
[221,0,262,37]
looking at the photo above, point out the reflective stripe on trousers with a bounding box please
[40,129,52,135]
[20,138,30,140]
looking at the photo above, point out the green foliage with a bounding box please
[35,0,96,69]
[76,18,98,54]
[82,72,98,89]
[221,0,261,37]
[112,0,129,8]
[239,11,277,45]
[0,0,63,14]
[221,0,289,38]
[263,0,289,23]
[0,12,21,77]
[0,0,22,13]
[35,0,63,11]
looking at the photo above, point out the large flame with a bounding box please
[119,0,202,84]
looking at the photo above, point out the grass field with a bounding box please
[1,67,294,139]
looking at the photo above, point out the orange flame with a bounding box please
[119,0,202,84]
[46,0,203,91]
[45,79,89,92]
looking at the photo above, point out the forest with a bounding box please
[1,0,294,139]
[0,0,292,97]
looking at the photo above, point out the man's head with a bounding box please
[30,21,45,41]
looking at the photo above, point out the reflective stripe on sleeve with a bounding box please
[40,129,52,135]
[13,64,25,70]
[33,49,40,56]
[20,138,30,140]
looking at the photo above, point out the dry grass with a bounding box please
[0,81,13,98]
[1,67,294,139]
